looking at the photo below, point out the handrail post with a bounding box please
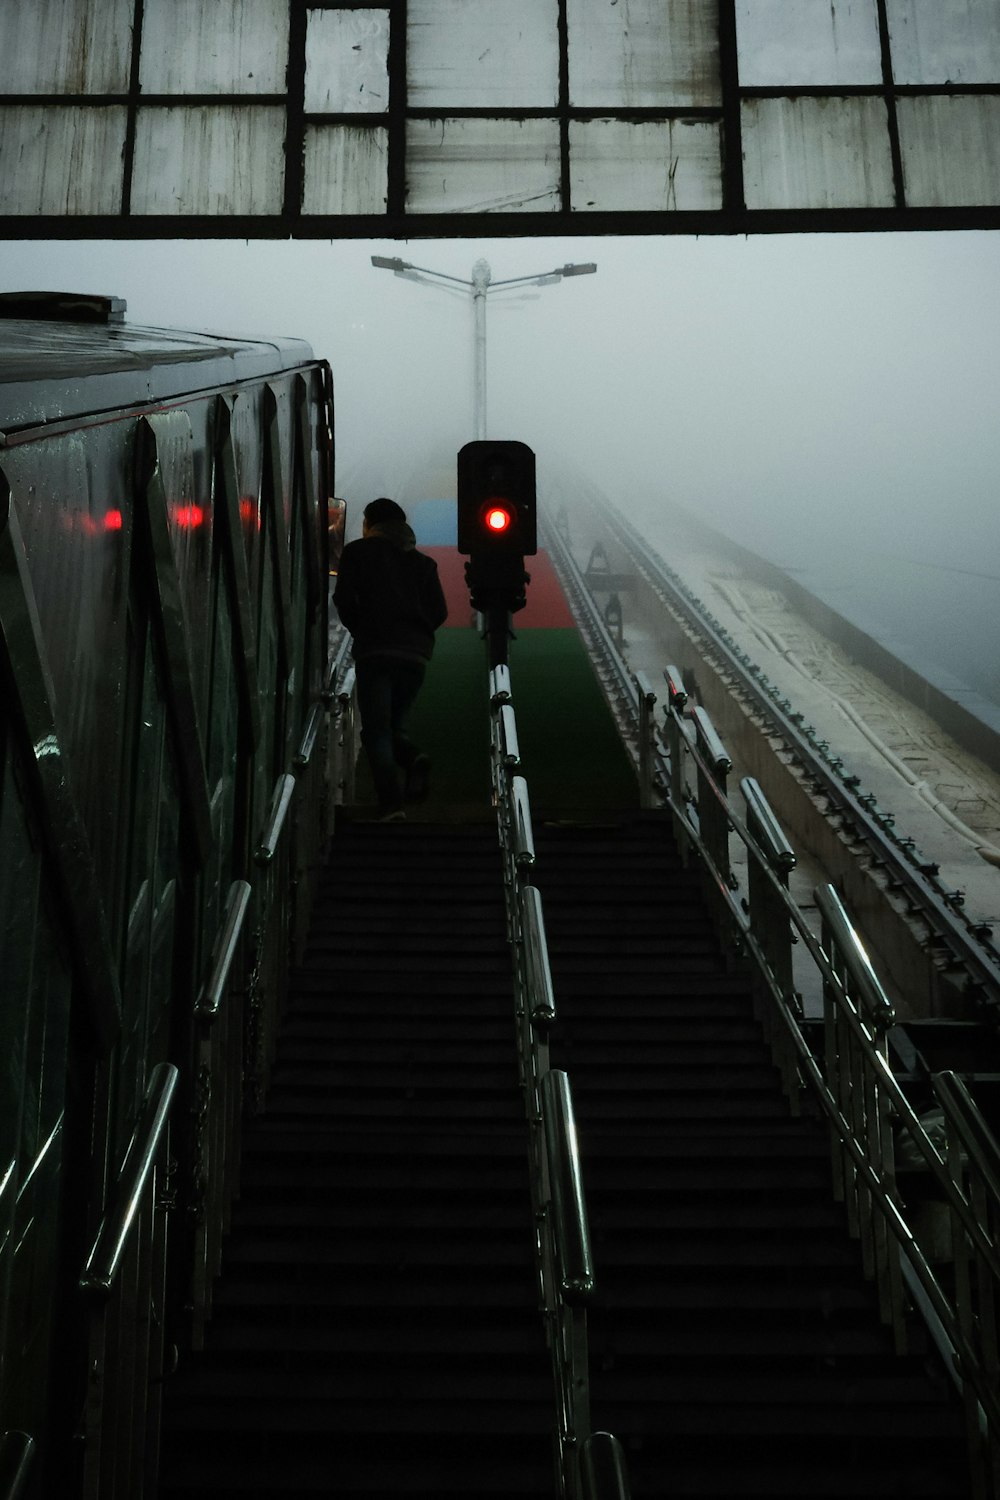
[633,671,657,809]
[932,1071,1000,1493]
[741,776,796,991]
[741,776,800,1104]
[817,882,905,1350]
[334,664,358,807]
[662,665,688,813]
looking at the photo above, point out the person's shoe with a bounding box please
[377,807,406,823]
[404,754,431,804]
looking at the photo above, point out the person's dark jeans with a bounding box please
[355,657,426,812]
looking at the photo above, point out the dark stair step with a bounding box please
[160,1443,551,1498]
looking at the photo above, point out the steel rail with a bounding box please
[555,496,1000,1002]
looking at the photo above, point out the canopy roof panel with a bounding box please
[1,0,998,237]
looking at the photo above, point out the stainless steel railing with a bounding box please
[186,645,340,1357]
[488,662,621,1500]
[78,1063,178,1500]
[658,680,1000,1496]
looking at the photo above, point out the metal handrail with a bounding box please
[579,1432,632,1500]
[675,708,1000,1271]
[634,670,657,808]
[254,773,296,864]
[662,695,1000,1476]
[523,885,557,1028]
[489,659,616,1498]
[511,776,536,868]
[742,774,796,870]
[293,699,325,769]
[500,704,521,767]
[196,880,252,1020]
[541,1070,596,1304]
[691,704,732,777]
[0,1432,34,1500]
[817,881,896,1027]
[936,1070,1000,1204]
[80,1062,178,1296]
[337,664,356,704]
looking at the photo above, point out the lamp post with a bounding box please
[370,254,597,440]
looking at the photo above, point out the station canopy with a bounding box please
[1,0,999,238]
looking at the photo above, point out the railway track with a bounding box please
[541,489,1000,1014]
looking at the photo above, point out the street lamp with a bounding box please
[370,254,597,440]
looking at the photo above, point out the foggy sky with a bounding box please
[1,230,997,691]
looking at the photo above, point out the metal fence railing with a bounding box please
[488,662,630,1500]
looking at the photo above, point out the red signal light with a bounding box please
[483,500,513,535]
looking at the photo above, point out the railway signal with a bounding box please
[457,438,536,666]
[457,438,536,555]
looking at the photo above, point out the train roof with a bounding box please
[0,292,320,436]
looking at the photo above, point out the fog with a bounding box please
[1,231,998,703]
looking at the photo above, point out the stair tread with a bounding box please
[159,815,969,1500]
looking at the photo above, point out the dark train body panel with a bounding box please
[0,301,333,1493]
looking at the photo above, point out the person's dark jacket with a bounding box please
[333,520,448,664]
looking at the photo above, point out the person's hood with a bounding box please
[367,520,416,551]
